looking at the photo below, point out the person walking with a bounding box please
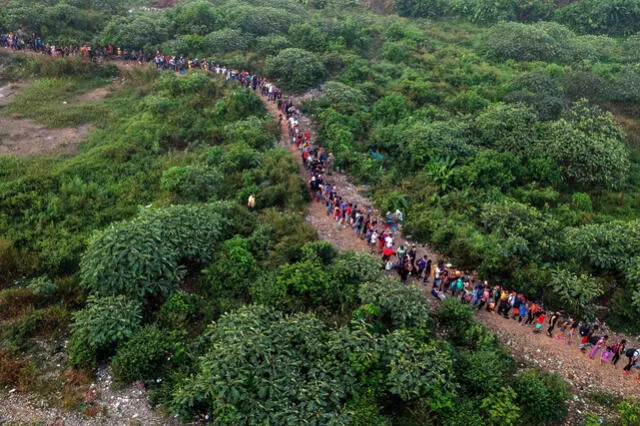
[623,348,639,375]
[547,311,561,337]
[612,340,627,368]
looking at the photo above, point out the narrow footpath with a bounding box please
[1,49,637,423]
[258,93,640,417]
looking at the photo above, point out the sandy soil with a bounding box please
[0,82,105,157]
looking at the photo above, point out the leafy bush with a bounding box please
[205,29,249,53]
[68,296,142,368]
[345,391,391,426]
[571,192,593,212]
[505,72,564,121]
[274,259,334,309]
[474,103,539,155]
[542,100,629,189]
[554,0,640,36]
[161,166,222,202]
[486,22,575,63]
[372,94,409,125]
[265,48,327,93]
[618,398,640,426]
[548,270,604,320]
[456,348,513,395]
[80,203,235,300]
[382,330,455,402]
[99,14,170,49]
[202,236,260,301]
[27,276,57,298]
[155,291,199,331]
[513,369,570,425]
[111,327,185,383]
[300,240,339,265]
[436,298,474,344]
[357,276,430,330]
[479,387,521,426]
[171,306,356,423]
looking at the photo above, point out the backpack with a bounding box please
[579,324,590,337]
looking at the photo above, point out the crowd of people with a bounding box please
[4,28,639,383]
[280,82,640,382]
[0,31,236,73]
[427,268,639,375]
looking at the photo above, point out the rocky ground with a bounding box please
[0,365,177,425]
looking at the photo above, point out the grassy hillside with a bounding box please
[2,0,640,424]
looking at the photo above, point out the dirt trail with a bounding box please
[259,93,640,409]
[261,94,439,259]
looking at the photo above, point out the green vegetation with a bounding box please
[3,0,640,423]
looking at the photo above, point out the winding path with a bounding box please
[1,49,637,424]
[257,93,640,417]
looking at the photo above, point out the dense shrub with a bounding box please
[436,298,474,344]
[382,330,455,402]
[486,22,575,63]
[160,166,222,202]
[27,276,57,298]
[202,236,260,302]
[205,29,249,53]
[548,269,604,320]
[357,276,430,330]
[265,48,327,93]
[80,203,234,300]
[542,100,629,189]
[171,306,357,423]
[155,291,199,331]
[99,14,170,49]
[68,296,142,368]
[513,369,570,425]
[111,327,185,383]
[505,72,564,121]
[554,0,640,36]
[474,103,539,154]
[456,348,513,395]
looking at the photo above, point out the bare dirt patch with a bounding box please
[0,82,28,107]
[73,86,110,103]
[0,83,93,157]
[0,118,91,157]
[0,366,179,425]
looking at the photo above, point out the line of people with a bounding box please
[0,31,225,72]
[6,28,639,385]
[423,261,640,379]
[283,94,640,381]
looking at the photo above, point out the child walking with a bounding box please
[533,311,546,334]
[601,345,614,364]
[589,335,608,360]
